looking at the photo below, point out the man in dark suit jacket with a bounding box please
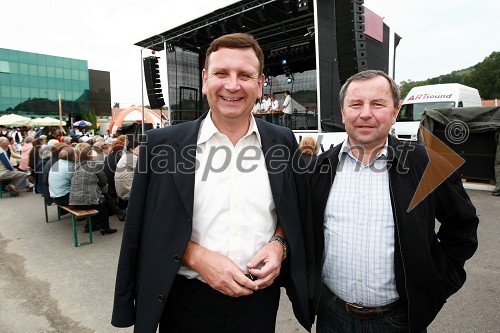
[112,33,311,332]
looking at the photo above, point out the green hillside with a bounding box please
[399,51,499,99]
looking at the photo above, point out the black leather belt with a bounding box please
[334,296,401,319]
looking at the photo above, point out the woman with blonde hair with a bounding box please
[299,136,318,173]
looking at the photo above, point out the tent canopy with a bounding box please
[109,107,163,134]
[29,117,66,126]
[0,114,31,126]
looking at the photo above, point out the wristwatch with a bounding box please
[269,235,288,260]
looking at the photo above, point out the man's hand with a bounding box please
[183,241,258,297]
[246,240,283,289]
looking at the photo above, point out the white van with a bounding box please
[390,83,482,141]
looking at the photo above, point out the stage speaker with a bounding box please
[335,0,367,83]
[143,56,165,109]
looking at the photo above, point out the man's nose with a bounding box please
[224,75,241,90]
[359,104,372,118]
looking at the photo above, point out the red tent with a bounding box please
[109,107,164,134]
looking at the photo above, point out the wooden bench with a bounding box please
[57,205,99,247]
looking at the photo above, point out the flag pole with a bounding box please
[58,93,65,134]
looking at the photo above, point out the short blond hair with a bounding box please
[74,142,92,161]
[300,136,318,156]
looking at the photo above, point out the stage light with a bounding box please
[281,59,287,65]
[237,15,245,28]
[264,79,269,87]
[297,0,309,12]
[286,75,294,84]
[166,43,175,53]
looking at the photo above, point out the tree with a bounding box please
[82,107,98,132]
[463,52,500,99]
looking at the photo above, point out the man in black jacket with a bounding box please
[309,70,479,332]
[112,33,310,332]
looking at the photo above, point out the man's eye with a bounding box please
[215,72,227,78]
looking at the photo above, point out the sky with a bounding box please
[1,0,498,107]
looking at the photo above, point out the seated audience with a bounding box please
[115,140,139,206]
[7,136,22,167]
[39,143,66,202]
[18,137,33,172]
[103,139,125,207]
[48,146,75,206]
[0,137,29,197]
[69,143,117,235]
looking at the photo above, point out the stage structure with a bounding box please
[135,0,400,131]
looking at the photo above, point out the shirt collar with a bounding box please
[338,137,389,161]
[197,110,262,146]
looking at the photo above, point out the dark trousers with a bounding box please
[317,284,426,333]
[53,193,70,206]
[284,114,292,129]
[160,275,280,333]
[73,202,110,230]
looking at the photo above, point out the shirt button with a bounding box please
[158,295,165,303]
[358,278,362,282]
[173,255,180,263]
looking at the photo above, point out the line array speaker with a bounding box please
[143,56,165,109]
[335,0,367,83]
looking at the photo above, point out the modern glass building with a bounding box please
[0,48,110,118]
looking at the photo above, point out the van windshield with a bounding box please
[397,101,455,121]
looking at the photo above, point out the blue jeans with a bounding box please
[317,284,426,333]
[284,114,292,129]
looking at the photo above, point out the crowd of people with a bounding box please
[0,124,138,236]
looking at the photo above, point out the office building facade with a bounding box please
[0,48,110,118]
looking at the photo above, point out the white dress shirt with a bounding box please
[178,112,277,281]
[283,95,292,114]
[271,99,279,111]
[322,139,399,307]
[252,102,261,113]
[261,98,272,112]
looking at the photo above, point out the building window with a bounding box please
[0,60,11,73]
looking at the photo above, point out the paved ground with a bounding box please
[0,187,498,332]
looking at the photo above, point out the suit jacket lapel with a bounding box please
[171,114,207,220]
[258,121,284,207]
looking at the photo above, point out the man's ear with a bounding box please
[257,74,265,99]
[201,69,208,95]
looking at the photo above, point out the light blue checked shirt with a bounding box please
[322,139,399,307]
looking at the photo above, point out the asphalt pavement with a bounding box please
[0,187,498,332]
